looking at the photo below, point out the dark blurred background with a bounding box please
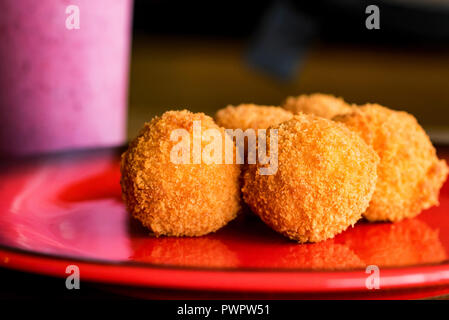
[128,0,449,142]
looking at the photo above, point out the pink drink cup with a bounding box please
[0,0,133,156]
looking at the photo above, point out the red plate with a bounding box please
[0,147,449,297]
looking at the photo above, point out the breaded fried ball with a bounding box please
[283,93,352,119]
[242,114,379,243]
[121,110,241,237]
[334,104,449,222]
[215,104,293,130]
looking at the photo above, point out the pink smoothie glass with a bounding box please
[0,0,133,156]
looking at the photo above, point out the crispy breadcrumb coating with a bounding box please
[215,104,293,130]
[120,110,241,236]
[283,93,353,119]
[242,113,379,243]
[334,104,449,222]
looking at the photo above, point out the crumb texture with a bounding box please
[215,104,293,130]
[121,110,241,236]
[334,104,449,221]
[242,113,379,243]
[283,93,352,119]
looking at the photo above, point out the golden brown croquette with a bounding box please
[242,113,379,243]
[215,104,293,130]
[334,104,449,222]
[120,110,241,236]
[283,93,352,119]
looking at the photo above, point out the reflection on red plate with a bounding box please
[131,237,239,268]
[336,219,447,267]
[0,147,449,296]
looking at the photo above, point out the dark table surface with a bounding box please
[0,267,128,299]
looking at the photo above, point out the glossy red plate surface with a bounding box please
[0,147,449,296]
